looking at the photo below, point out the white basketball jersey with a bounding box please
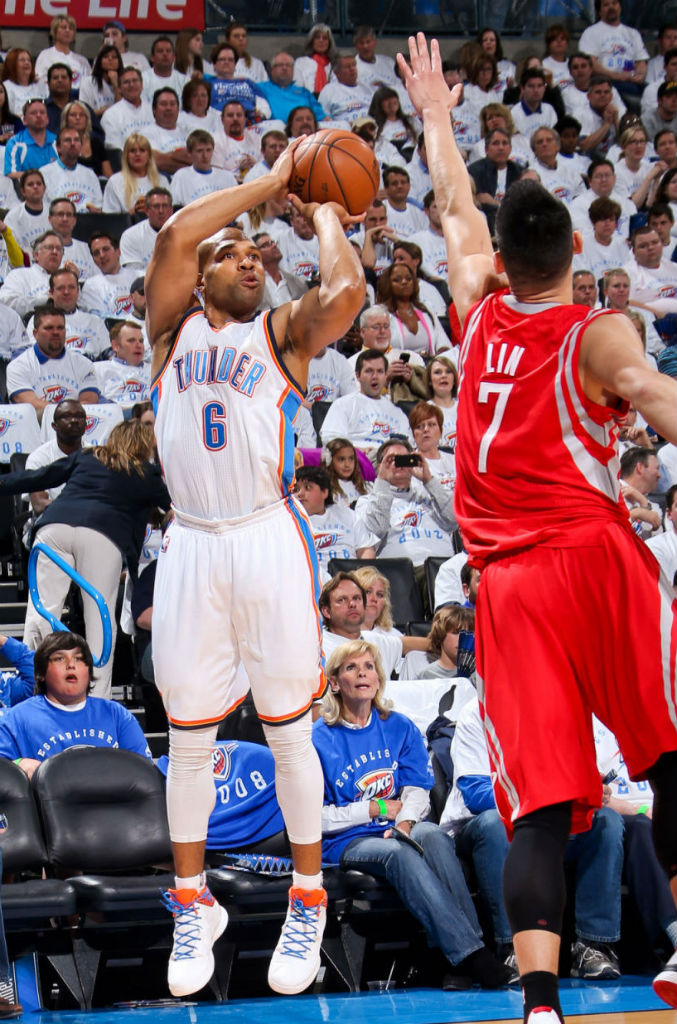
[153,308,303,521]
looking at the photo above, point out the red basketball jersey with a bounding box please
[454,290,631,567]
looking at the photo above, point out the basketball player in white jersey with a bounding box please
[145,142,365,998]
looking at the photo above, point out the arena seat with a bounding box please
[424,555,448,613]
[327,557,424,625]
[32,747,174,1007]
[0,760,81,1005]
[311,401,332,445]
[71,212,132,244]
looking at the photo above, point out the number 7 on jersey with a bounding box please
[477,381,513,473]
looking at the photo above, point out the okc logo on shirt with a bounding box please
[659,285,677,298]
[66,190,85,206]
[123,380,146,397]
[66,336,84,349]
[296,261,317,280]
[371,421,391,438]
[114,294,134,315]
[211,742,237,779]
[356,768,396,801]
[314,532,340,550]
[0,418,15,437]
[401,510,423,529]
[309,385,329,401]
[85,416,99,434]
[44,385,68,402]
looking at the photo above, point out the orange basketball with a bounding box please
[290,129,380,216]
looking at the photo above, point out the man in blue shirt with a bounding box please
[4,99,57,179]
[0,631,151,778]
[255,52,326,124]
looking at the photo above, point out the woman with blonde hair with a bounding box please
[353,566,396,632]
[0,418,170,698]
[313,638,510,991]
[102,133,169,215]
[425,355,459,450]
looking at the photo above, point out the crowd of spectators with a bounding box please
[0,10,674,1004]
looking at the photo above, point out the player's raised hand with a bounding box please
[269,136,305,197]
[397,33,461,117]
[287,193,365,228]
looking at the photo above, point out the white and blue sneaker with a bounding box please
[654,949,677,1008]
[163,885,229,997]
[526,1009,562,1024]
[268,886,327,995]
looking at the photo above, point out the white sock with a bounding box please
[293,871,323,890]
[175,872,205,891]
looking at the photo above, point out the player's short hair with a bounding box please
[295,465,332,502]
[383,165,410,186]
[375,437,414,464]
[355,349,388,374]
[186,129,214,150]
[620,445,656,478]
[409,401,443,432]
[588,196,621,223]
[33,303,65,329]
[197,226,245,273]
[428,605,475,659]
[319,571,367,622]
[495,179,574,290]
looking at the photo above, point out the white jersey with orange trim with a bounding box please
[152,307,303,522]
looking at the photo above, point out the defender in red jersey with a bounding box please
[399,34,677,1023]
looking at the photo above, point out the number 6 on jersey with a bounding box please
[202,401,227,451]
[477,381,513,473]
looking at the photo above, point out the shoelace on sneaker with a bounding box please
[162,889,211,961]
[278,894,324,960]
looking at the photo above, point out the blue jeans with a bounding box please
[454,806,624,946]
[454,809,512,946]
[340,821,484,966]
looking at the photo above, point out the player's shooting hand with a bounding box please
[269,136,305,196]
[396,34,460,117]
[287,194,365,227]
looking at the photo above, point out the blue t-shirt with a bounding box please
[157,740,284,850]
[312,710,433,863]
[0,695,152,762]
[205,77,259,118]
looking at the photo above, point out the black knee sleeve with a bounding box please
[649,750,677,880]
[503,801,572,936]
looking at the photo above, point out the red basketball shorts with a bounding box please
[475,520,677,836]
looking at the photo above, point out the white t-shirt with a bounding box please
[177,108,224,138]
[613,158,654,201]
[102,172,170,214]
[25,437,70,501]
[308,502,375,567]
[569,190,636,238]
[34,46,91,89]
[119,220,161,271]
[170,165,238,208]
[78,76,115,112]
[439,697,487,836]
[578,21,649,74]
[510,100,558,138]
[320,391,412,451]
[7,343,98,403]
[94,357,150,405]
[383,199,428,239]
[212,130,261,177]
[41,160,103,212]
[4,81,47,118]
[322,626,401,680]
[574,232,631,283]
[532,159,586,204]
[434,550,467,610]
[0,264,51,318]
[294,56,333,94]
[3,204,51,252]
[141,68,188,106]
[542,55,572,88]
[100,99,154,152]
[63,238,97,281]
[355,54,399,91]
[235,56,268,84]
[647,529,677,585]
[307,347,357,402]
[143,122,189,155]
[317,81,372,125]
[354,477,456,567]
[277,227,320,281]
[624,254,677,309]
[80,267,139,319]
[0,306,27,360]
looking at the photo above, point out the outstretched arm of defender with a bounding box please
[397,34,503,324]
[145,142,302,354]
[581,314,677,445]
[276,197,366,370]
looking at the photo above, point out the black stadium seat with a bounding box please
[71,212,132,244]
[327,557,424,624]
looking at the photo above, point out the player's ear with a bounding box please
[572,230,583,255]
[493,251,505,275]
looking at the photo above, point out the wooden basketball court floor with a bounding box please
[13,976,672,1024]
